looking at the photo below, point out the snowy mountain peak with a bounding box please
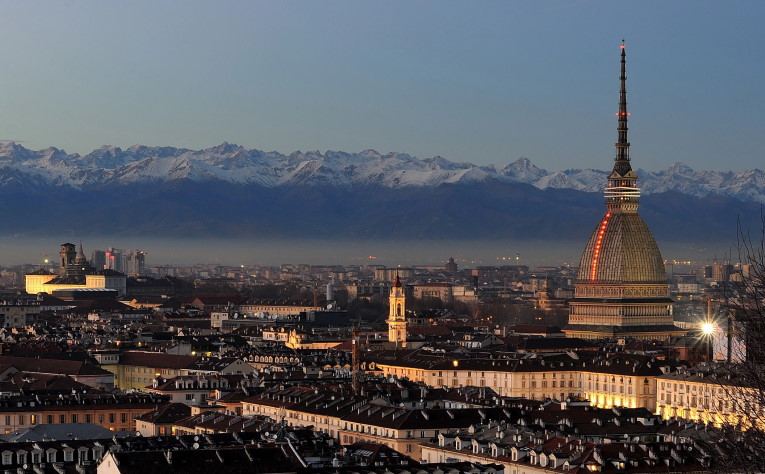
[667,161,695,174]
[0,143,762,203]
[205,142,242,155]
[500,156,548,182]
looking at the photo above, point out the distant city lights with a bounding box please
[664,259,695,265]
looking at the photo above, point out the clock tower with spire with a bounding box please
[387,274,407,346]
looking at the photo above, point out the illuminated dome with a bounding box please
[575,211,667,285]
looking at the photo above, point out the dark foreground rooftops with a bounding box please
[103,445,298,474]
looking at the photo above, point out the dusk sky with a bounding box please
[0,1,762,171]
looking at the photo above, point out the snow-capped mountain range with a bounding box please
[1,142,763,203]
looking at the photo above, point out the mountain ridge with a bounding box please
[2,142,762,243]
[1,142,764,204]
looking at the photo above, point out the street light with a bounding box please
[700,320,717,362]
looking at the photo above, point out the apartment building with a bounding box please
[0,393,168,434]
[241,385,520,459]
[365,350,668,410]
[656,363,763,429]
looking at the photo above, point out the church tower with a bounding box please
[65,242,96,276]
[59,243,77,275]
[388,274,407,345]
[564,42,686,341]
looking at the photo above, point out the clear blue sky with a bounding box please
[0,1,762,171]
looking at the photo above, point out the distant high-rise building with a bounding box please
[105,248,126,273]
[445,257,458,274]
[711,262,734,282]
[374,267,414,282]
[326,275,335,302]
[90,247,146,275]
[125,249,147,276]
[92,250,106,270]
[700,265,714,280]
[564,43,685,341]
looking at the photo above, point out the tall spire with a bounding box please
[75,241,87,263]
[615,39,630,166]
[605,40,640,210]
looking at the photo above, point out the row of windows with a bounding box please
[525,380,578,389]
[661,392,729,410]
[2,412,128,427]
[2,446,103,465]
[423,369,647,383]
[660,382,724,394]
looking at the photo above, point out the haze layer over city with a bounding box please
[0,237,733,269]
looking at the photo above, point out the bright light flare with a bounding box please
[701,322,715,335]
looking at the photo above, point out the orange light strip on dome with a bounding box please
[590,212,612,281]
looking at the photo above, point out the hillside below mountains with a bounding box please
[1,142,762,242]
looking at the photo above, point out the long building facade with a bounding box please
[364,350,665,410]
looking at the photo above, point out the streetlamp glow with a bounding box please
[701,322,715,335]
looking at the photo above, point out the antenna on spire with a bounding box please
[615,39,629,163]
[605,40,640,208]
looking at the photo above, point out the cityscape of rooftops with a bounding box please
[0,2,763,474]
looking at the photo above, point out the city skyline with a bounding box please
[0,1,762,171]
[0,236,734,269]
[0,5,762,469]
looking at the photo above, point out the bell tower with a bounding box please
[59,243,77,275]
[387,274,407,346]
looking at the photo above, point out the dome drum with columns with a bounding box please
[564,43,686,341]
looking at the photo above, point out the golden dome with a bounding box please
[576,210,667,285]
